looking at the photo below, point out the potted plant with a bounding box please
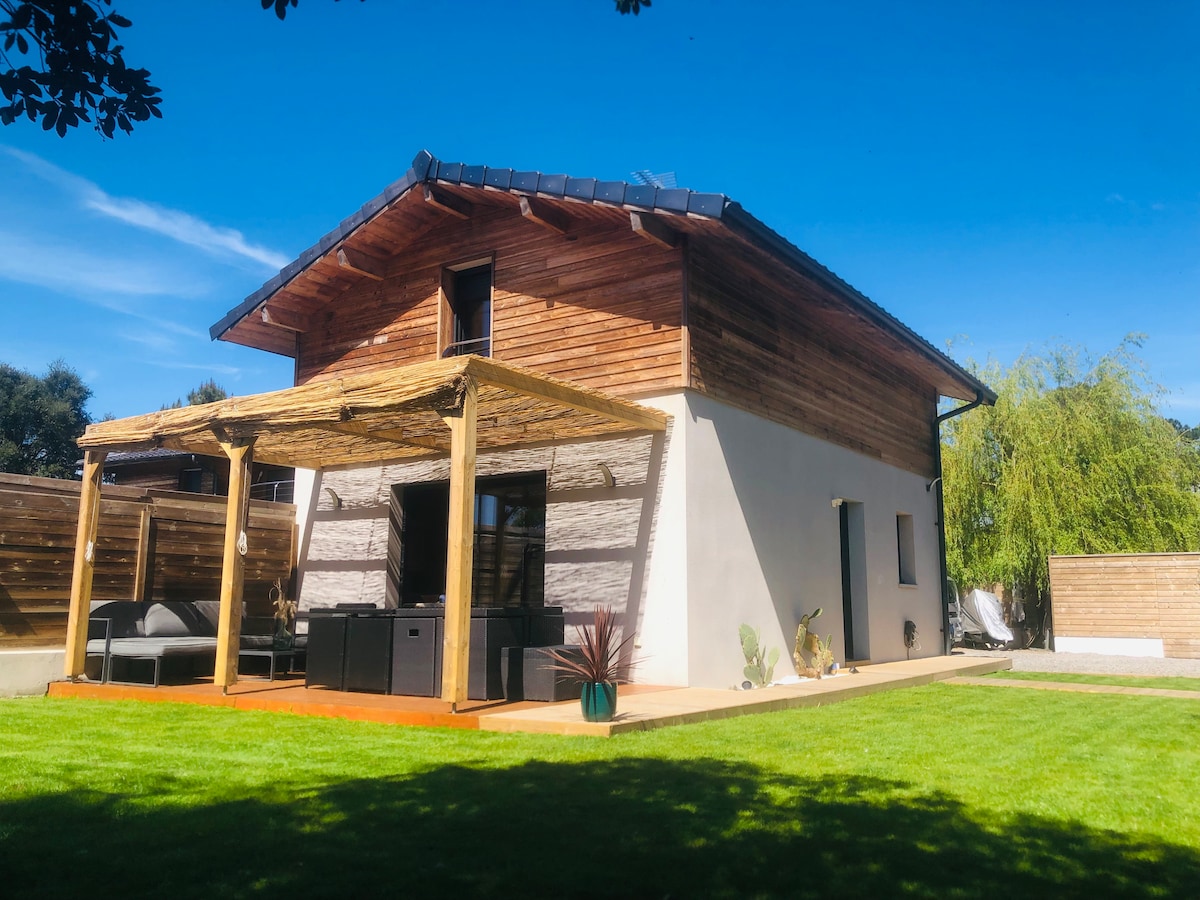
[544,606,637,722]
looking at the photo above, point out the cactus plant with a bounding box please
[738,623,779,688]
[793,607,834,678]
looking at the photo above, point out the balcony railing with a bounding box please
[249,480,295,503]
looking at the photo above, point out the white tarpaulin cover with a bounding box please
[959,589,1014,643]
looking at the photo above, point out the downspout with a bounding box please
[931,391,986,655]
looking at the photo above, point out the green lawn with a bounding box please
[984,670,1200,692]
[3,685,1199,899]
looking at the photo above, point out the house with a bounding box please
[99,448,295,502]
[65,150,994,696]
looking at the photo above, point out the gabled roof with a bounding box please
[211,150,995,405]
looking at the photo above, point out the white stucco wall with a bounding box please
[292,388,944,691]
[678,391,943,688]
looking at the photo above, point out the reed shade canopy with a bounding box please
[66,355,668,704]
[76,355,669,467]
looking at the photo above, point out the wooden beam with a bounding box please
[520,196,571,235]
[260,305,309,332]
[322,420,447,453]
[132,507,152,602]
[336,246,386,281]
[63,450,107,678]
[630,211,679,249]
[439,377,478,710]
[423,185,472,220]
[464,357,669,434]
[214,436,255,690]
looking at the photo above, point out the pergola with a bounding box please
[64,355,669,707]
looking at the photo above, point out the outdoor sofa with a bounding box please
[86,599,309,685]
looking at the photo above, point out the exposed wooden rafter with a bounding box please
[519,196,571,235]
[260,305,308,332]
[336,246,387,281]
[423,185,472,220]
[630,211,680,249]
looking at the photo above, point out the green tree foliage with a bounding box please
[3,1,646,138]
[163,379,228,410]
[0,359,92,478]
[186,378,227,406]
[942,338,1200,613]
[0,1,162,137]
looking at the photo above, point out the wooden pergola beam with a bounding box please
[337,246,387,281]
[322,420,447,453]
[424,185,472,220]
[214,436,255,691]
[63,450,107,679]
[630,211,680,249]
[439,377,478,711]
[467,357,668,434]
[520,196,571,235]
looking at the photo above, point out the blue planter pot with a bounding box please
[581,682,617,722]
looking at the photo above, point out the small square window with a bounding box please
[896,513,916,585]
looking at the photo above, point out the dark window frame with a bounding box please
[439,257,493,359]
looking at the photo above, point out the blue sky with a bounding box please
[1,1,1196,421]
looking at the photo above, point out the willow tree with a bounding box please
[942,337,1200,636]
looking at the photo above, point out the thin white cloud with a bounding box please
[86,194,290,271]
[118,329,181,353]
[0,229,204,299]
[147,360,242,376]
[2,146,289,272]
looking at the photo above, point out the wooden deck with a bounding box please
[46,654,1010,736]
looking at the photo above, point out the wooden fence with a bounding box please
[1048,553,1200,659]
[0,473,296,650]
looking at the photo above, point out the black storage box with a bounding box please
[501,645,584,702]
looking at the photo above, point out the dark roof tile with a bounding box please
[687,192,726,216]
[510,171,540,193]
[410,150,435,180]
[536,173,567,196]
[461,165,486,186]
[435,161,462,182]
[623,184,658,209]
[565,177,597,201]
[594,181,627,204]
[483,167,512,190]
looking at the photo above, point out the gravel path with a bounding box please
[955,647,1200,677]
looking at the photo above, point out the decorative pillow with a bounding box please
[143,603,197,637]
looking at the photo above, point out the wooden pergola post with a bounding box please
[439,378,478,711]
[64,450,107,679]
[214,436,256,691]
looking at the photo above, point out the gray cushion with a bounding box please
[100,637,217,657]
[143,602,213,637]
[89,601,147,638]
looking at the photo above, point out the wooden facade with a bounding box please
[1049,553,1200,659]
[686,232,941,477]
[216,158,988,479]
[0,473,296,649]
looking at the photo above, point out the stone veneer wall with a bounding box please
[298,430,670,633]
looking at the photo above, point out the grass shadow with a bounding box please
[3,758,1198,898]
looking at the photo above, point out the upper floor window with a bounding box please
[441,260,492,358]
